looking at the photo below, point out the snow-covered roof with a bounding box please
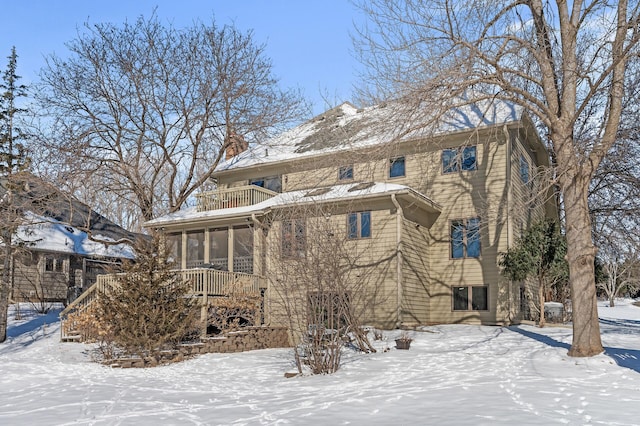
[14,212,135,259]
[145,182,441,228]
[216,98,523,173]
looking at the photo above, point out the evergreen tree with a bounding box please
[499,220,568,327]
[0,47,30,342]
[0,46,29,174]
[94,233,198,362]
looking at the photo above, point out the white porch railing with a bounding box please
[195,185,276,211]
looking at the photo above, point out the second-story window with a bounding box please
[282,219,306,258]
[389,156,405,178]
[442,146,477,173]
[250,175,282,193]
[519,155,530,185]
[338,165,354,181]
[451,217,480,258]
[348,211,371,239]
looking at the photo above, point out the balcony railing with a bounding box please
[195,185,277,212]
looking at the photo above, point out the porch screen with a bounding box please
[209,228,229,270]
[186,230,205,268]
[166,233,182,266]
[233,226,253,274]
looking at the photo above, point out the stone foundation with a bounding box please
[110,326,291,368]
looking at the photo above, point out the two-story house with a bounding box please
[145,99,556,330]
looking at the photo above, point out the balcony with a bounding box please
[195,185,277,212]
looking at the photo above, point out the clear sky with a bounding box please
[0,0,366,115]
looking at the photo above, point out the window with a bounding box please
[389,156,405,178]
[44,257,54,272]
[308,291,350,330]
[338,165,354,181]
[442,146,477,173]
[519,155,530,185]
[451,217,480,258]
[282,219,306,258]
[453,285,489,311]
[250,175,282,193]
[44,257,63,272]
[348,211,371,239]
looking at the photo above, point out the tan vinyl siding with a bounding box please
[264,208,400,330]
[401,217,431,325]
[178,121,555,328]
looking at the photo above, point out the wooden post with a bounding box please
[200,270,209,338]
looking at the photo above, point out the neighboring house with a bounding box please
[145,99,556,329]
[1,176,137,305]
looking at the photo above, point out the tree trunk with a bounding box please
[609,295,615,308]
[562,176,604,357]
[0,237,12,343]
[538,277,546,328]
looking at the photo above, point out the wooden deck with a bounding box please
[59,268,267,341]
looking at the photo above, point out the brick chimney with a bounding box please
[225,132,249,160]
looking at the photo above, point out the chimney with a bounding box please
[225,132,249,161]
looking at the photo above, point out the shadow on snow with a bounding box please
[509,320,640,374]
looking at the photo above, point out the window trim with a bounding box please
[347,211,372,239]
[442,146,477,174]
[519,154,530,185]
[389,156,406,178]
[450,217,481,259]
[452,285,489,312]
[281,218,306,258]
[338,164,354,181]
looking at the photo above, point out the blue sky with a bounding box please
[0,1,365,115]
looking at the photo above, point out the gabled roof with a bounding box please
[215,98,523,173]
[1,173,138,258]
[145,182,441,228]
[16,212,135,258]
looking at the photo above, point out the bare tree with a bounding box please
[354,0,640,356]
[36,13,308,229]
[265,204,381,375]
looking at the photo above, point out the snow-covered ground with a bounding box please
[1,301,639,425]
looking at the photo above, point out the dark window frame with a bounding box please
[452,285,489,311]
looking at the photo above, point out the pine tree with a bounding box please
[94,233,198,362]
[0,47,30,342]
[0,46,29,175]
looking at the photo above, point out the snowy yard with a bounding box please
[1,301,639,425]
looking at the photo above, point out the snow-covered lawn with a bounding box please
[1,301,639,425]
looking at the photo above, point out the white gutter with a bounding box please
[391,194,404,327]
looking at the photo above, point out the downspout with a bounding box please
[251,213,267,325]
[503,124,513,322]
[391,195,404,327]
